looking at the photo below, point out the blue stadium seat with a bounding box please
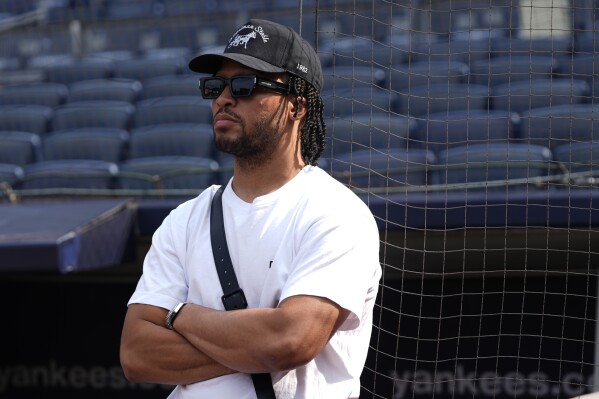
[322,86,400,118]
[42,128,130,163]
[555,53,599,97]
[492,79,589,115]
[87,50,135,62]
[0,57,20,71]
[435,142,553,191]
[322,36,408,68]
[133,96,212,127]
[129,123,214,159]
[573,32,599,55]
[470,55,557,87]
[407,39,492,65]
[141,74,202,99]
[0,83,68,108]
[321,65,387,91]
[412,110,519,155]
[117,156,219,190]
[325,113,416,158]
[143,47,192,61]
[22,159,119,190]
[52,100,135,131]
[0,163,24,187]
[0,105,53,134]
[490,36,572,58]
[330,148,436,189]
[0,131,42,166]
[68,78,143,103]
[553,141,599,187]
[387,60,469,92]
[518,104,599,149]
[39,57,115,85]
[397,83,490,118]
[113,57,184,83]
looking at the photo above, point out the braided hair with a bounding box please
[288,75,327,166]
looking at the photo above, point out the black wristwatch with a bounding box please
[165,302,187,330]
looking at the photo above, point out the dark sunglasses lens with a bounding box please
[230,77,255,97]
[202,78,225,99]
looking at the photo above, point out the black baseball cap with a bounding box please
[189,19,323,91]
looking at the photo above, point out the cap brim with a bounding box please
[189,53,286,75]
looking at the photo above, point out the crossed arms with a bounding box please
[119,294,350,385]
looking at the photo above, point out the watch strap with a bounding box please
[165,302,187,330]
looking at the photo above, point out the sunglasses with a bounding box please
[199,75,294,99]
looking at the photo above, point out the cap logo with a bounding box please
[228,24,270,50]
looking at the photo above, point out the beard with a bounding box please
[214,108,283,168]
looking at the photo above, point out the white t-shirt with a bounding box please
[128,165,382,399]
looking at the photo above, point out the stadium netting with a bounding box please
[1,1,599,398]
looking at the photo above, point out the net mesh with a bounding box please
[0,1,598,398]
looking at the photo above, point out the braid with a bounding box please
[289,75,327,166]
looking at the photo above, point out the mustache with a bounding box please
[214,108,241,122]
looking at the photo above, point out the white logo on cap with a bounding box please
[228,24,269,50]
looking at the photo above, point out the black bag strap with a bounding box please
[210,185,277,399]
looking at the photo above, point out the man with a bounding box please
[120,18,382,398]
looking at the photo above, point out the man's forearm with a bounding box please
[172,296,346,374]
[120,304,235,385]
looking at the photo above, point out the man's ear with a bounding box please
[291,96,307,119]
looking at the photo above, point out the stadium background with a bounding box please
[0,0,599,398]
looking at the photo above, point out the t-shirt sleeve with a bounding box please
[127,205,191,311]
[279,208,381,330]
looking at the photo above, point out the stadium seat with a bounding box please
[27,53,75,69]
[572,32,599,55]
[412,109,519,155]
[387,60,469,92]
[0,163,24,187]
[397,83,491,118]
[113,57,185,83]
[143,47,192,61]
[322,86,401,118]
[518,104,599,149]
[555,53,599,97]
[407,39,492,65]
[39,57,115,85]
[141,74,202,99]
[129,123,214,159]
[52,100,135,131]
[133,96,212,127]
[491,79,589,115]
[68,78,143,103]
[117,156,219,190]
[0,83,68,108]
[0,131,42,166]
[325,113,416,158]
[42,128,130,163]
[490,36,572,58]
[21,159,119,190]
[87,50,135,62]
[322,36,408,68]
[470,55,557,87]
[0,57,20,71]
[435,142,553,191]
[553,141,599,187]
[0,105,53,134]
[330,148,436,189]
[321,65,387,91]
